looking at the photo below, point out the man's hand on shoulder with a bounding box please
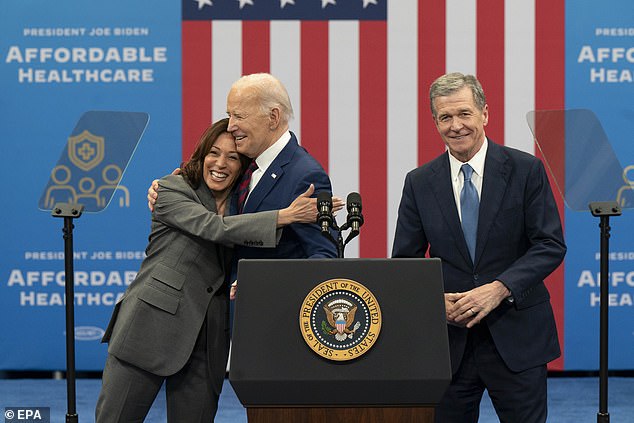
[147,168,180,212]
[147,179,160,212]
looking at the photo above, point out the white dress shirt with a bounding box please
[245,130,291,203]
[448,137,488,222]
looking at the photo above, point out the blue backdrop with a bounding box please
[1,0,633,371]
[564,0,634,369]
[0,1,180,370]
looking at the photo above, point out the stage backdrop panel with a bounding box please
[563,0,634,370]
[0,0,181,370]
[1,0,633,372]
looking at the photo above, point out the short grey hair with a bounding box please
[232,73,294,123]
[429,72,486,118]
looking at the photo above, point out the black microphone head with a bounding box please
[317,191,332,205]
[346,192,362,211]
[316,191,333,232]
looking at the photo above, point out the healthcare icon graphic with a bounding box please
[39,111,149,213]
[616,164,634,208]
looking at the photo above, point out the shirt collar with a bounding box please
[449,137,488,181]
[254,130,291,172]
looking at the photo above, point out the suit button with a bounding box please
[473,274,479,281]
[207,287,213,293]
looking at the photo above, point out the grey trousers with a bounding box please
[95,323,219,423]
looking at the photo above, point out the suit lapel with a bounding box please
[475,141,511,266]
[194,180,217,213]
[243,134,298,213]
[429,154,473,266]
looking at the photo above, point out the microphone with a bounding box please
[346,192,364,233]
[316,191,333,233]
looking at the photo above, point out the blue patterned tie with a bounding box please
[460,164,479,262]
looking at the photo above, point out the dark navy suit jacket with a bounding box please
[392,140,566,373]
[235,132,337,261]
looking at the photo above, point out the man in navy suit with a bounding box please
[226,73,336,270]
[392,72,566,422]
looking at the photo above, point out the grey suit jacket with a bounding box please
[103,174,280,379]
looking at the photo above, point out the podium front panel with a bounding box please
[229,258,450,406]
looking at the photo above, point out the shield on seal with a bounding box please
[336,317,346,334]
[68,129,105,172]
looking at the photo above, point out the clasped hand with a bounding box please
[445,280,510,328]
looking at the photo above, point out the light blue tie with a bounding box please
[460,164,479,262]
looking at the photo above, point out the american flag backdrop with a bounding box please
[182,0,566,368]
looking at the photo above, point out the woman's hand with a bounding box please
[332,196,344,214]
[277,184,318,226]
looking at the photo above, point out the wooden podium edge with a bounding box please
[246,406,434,423]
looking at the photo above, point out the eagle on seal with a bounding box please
[324,300,359,341]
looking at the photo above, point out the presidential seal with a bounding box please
[299,278,381,361]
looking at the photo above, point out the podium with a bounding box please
[229,258,451,422]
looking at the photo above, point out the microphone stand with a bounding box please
[321,220,360,259]
[589,201,621,423]
[319,193,363,258]
[52,202,84,423]
[334,221,345,259]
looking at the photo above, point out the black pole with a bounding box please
[53,203,83,423]
[589,201,621,423]
[63,216,79,423]
[597,214,610,423]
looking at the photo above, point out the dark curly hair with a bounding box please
[181,118,249,189]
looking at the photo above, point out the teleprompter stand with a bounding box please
[590,202,621,423]
[230,258,451,422]
[51,203,84,423]
[39,111,149,422]
[527,109,633,423]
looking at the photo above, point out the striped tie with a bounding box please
[460,164,479,262]
[237,160,258,214]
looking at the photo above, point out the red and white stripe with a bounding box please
[182,0,565,367]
